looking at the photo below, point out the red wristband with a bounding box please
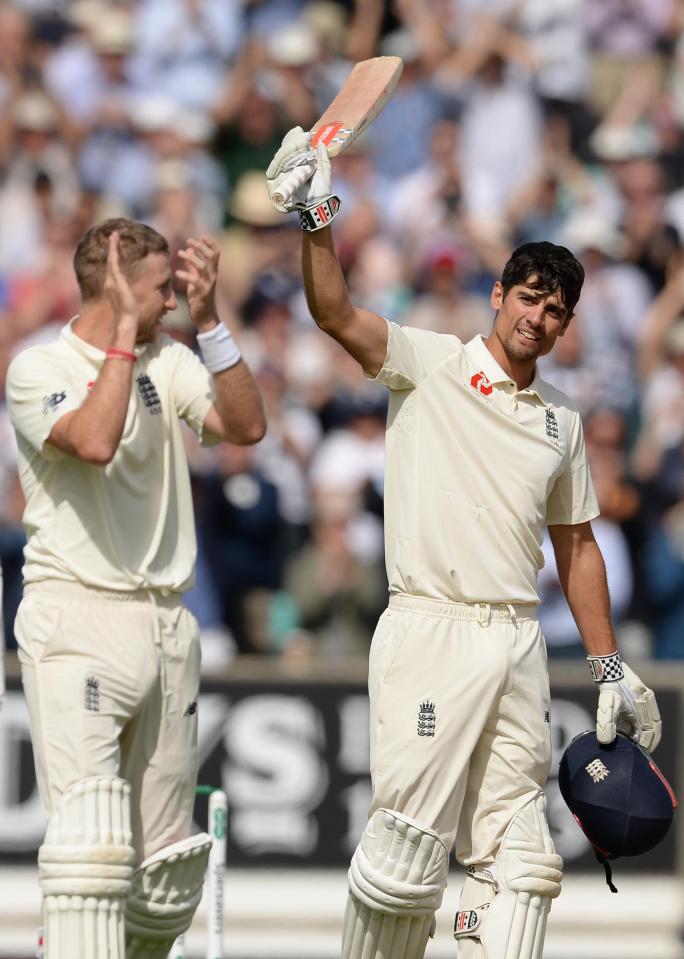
[106,348,136,363]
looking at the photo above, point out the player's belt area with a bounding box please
[388,593,537,623]
[24,580,182,608]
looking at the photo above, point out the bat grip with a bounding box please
[272,164,315,207]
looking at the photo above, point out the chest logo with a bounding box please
[470,371,493,396]
[136,373,162,415]
[545,408,559,441]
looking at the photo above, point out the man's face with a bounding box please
[490,278,571,363]
[128,253,177,343]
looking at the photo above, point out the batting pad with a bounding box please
[454,792,563,959]
[343,808,449,959]
[38,776,135,959]
[125,832,212,959]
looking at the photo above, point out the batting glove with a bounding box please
[588,652,662,753]
[266,126,315,213]
[266,128,341,230]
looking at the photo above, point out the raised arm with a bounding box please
[176,235,266,445]
[266,128,388,376]
[302,226,388,376]
[48,233,140,465]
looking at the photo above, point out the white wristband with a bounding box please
[197,323,241,373]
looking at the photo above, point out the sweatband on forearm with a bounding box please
[197,323,242,373]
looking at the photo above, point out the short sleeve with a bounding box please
[374,321,462,390]
[166,340,218,443]
[546,411,600,525]
[6,349,82,460]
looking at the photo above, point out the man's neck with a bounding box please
[72,304,117,352]
[483,333,536,391]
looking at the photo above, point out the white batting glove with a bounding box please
[266,128,341,229]
[266,126,315,213]
[588,652,662,753]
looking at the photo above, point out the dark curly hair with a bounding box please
[501,241,585,321]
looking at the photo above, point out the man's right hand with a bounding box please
[266,126,316,213]
[104,232,139,331]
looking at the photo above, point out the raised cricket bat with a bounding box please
[271,55,403,206]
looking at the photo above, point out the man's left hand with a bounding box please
[176,235,220,331]
[591,656,662,752]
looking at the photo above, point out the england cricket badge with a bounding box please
[417,700,436,737]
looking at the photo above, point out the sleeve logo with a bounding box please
[41,391,67,415]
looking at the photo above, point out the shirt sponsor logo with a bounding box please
[136,374,162,414]
[417,700,436,737]
[41,391,67,415]
[470,371,493,396]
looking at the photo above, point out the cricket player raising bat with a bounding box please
[266,131,662,959]
[6,219,265,959]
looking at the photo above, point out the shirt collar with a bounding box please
[464,334,549,405]
[60,316,149,361]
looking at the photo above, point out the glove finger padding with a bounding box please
[596,686,624,746]
[266,127,317,213]
[623,663,662,752]
[266,127,311,179]
[595,664,662,753]
[298,140,333,207]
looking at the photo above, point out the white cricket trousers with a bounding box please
[369,593,552,865]
[15,580,201,861]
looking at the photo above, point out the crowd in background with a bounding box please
[1,0,684,667]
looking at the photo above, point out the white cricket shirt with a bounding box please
[7,320,217,592]
[375,322,599,604]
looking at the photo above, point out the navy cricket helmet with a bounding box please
[558,731,677,891]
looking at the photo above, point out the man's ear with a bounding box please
[490,280,504,310]
[561,312,574,334]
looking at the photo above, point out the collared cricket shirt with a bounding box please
[7,320,217,592]
[375,321,599,604]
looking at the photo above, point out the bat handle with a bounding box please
[272,163,315,207]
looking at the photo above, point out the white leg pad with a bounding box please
[342,808,449,959]
[38,776,135,959]
[454,793,563,959]
[125,832,212,959]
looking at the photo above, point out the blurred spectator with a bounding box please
[131,0,243,111]
[281,491,387,660]
[194,442,283,656]
[561,211,652,414]
[641,500,684,657]
[585,0,677,119]
[0,90,79,273]
[2,0,684,665]
[110,96,226,225]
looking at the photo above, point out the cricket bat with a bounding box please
[271,55,403,207]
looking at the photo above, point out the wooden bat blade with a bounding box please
[310,55,403,158]
[271,56,403,207]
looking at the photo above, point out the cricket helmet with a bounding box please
[558,731,677,861]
